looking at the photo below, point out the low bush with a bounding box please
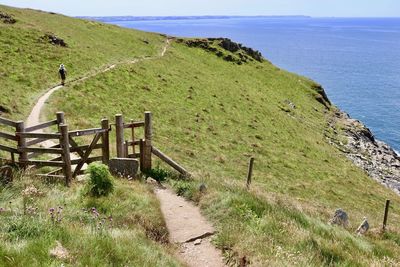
[85,163,114,197]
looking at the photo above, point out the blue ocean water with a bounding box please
[107,17,400,151]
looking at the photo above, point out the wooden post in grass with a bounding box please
[56,112,65,132]
[60,124,72,186]
[143,112,152,171]
[246,157,255,189]
[16,121,27,166]
[115,114,124,158]
[101,118,110,165]
[383,199,390,232]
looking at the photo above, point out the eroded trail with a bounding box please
[26,38,171,128]
[26,37,225,266]
[156,187,226,267]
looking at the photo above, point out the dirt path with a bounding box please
[26,38,171,128]
[156,187,226,267]
[25,37,225,266]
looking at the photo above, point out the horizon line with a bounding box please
[78,15,400,19]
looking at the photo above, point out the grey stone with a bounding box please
[108,158,138,178]
[329,209,349,228]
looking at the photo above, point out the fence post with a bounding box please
[124,140,129,158]
[16,121,27,167]
[383,199,390,232]
[60,124,72,186]
[246,157,255,189]
[115,114,125,158]
[143,111,152,171]
[56,112,65,132]
[101,118,110,165]
[139,138,145,172]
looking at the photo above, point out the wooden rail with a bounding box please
[0,117,18,127]
[0,131,18,141]
[1,111,186,185]
[152,146,189,176]
[25,119,58,132]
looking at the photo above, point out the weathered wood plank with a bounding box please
[152,146,189,176]
[125,140,141,146]
[101,119,110,165]
[69,143,103,153]
[28,160,65,167]
[123,121,145,128]
[115,114,124,157]
[46,168,63,175]
[0,131,17,141]
[60,125,72,186]
[16,121,27,164]
[0,117,18,127]
[36,174,65,179]
[19,147,63,154]
[143,112,152,171]
[128,153,141,159]
[71,156,103,165]
[68,128,107,137]
[73,133,101,177]
[17,132,61,139]
[25,120,58,133]
[0,144,18,153]
[26,138,48,147]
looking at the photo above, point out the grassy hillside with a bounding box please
[0,170,181,266]
[0,5,165,119]
[2,4,400,266]
[47,38,400,265]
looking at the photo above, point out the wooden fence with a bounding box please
[0,111,189,186]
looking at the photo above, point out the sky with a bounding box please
[0,0,399,17]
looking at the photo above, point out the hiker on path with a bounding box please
[59,64,67,85]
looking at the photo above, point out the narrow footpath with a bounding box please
[156,187,226,267]
[25,37,226,267]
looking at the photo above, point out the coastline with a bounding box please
[327,109,400,194]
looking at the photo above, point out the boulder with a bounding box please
[0,12,16,24]
[42,34,67,47]
[108,158,139,178]
[329,208,349,228]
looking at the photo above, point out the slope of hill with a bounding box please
[1,4,400,266]
[0,5,164,119]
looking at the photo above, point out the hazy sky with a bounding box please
[0,0,399,17]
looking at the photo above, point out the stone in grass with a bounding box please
[108,158,138,178]
[329,208,349,228]
[199,183,207,193]
[356,217,369,236]
[50,241,69,260]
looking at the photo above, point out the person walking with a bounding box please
[59,64,67,85]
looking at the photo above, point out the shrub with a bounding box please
[144,166,170,182]
[85,163,114,197]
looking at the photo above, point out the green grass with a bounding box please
[0,5,165,119]
[0,169,182,266]
[2,4,400,266]
[47,40,400,265]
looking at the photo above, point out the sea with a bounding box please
[96,16,400,152]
